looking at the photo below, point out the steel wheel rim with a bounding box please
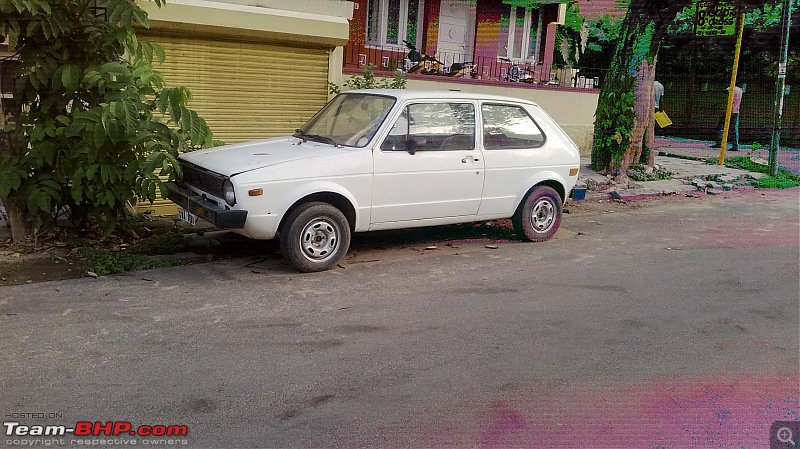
[530,198,556,232]
[299,217,340,262]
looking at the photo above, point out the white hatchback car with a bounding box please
[166,90,581,272]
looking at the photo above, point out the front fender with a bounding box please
[277,180,369,231]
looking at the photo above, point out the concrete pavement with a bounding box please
[574,136,796,201]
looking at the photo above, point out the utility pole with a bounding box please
[718,9,745,165]
[768,0,793,176]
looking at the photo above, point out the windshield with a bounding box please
[296,93,396,148]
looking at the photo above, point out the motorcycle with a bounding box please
[401,40,475,78]
[499,57,534,83]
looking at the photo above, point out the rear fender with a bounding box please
[514,172,567,210]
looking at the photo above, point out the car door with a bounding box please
[478,102,551,216]
[371,101,485,224]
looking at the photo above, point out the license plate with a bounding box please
[177,207,197,225]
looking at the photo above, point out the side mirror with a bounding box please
[405,139,417,155]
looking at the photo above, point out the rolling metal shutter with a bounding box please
[136,36,331,215]
[147,36,330,143]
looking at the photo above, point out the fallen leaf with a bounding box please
[485,245,499,249]
[87,271,99,278]
[425,246,438,250]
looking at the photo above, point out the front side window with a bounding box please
[299,93,396,147]
[382,103,475,152]
[482,104,545,149]
[367,0,423,48]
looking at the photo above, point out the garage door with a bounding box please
[143,35,331,144]
[135,36,331,215]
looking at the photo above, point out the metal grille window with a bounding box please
[366,0,423,49]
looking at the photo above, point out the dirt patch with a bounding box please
[0,249,77,285]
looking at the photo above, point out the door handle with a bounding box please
[461,157,480,163]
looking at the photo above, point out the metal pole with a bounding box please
[768,0,793,176]
[718,11,746,165]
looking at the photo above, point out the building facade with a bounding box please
[344,0,574,85]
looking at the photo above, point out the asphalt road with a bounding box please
[1,189,799,449]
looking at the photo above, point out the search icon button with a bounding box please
[778,427,796,445]
[772,421,800,448]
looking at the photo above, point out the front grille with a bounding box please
[180,161,226,199]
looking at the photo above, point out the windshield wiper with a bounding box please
[293,129,339,147]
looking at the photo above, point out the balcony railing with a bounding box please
[343,43,605,90]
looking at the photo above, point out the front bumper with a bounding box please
[166,182,247,229]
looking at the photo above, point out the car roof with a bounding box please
[342,89,539,107]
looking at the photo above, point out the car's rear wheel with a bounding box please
[280,202,351,272]
[513,186,562,242]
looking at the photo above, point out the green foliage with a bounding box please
[722,155,770,173]
[0,0,214,236]
[711,155,799,189]
[555,2,584,66]
[129,232,188,255]
[591,76,636,171]
[585,15,623,52]
[77,247,188,276]
[752,169,800,189]
[626,164,673,181]
[328,65,406,95]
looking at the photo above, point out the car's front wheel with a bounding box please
[513,185,562,242]
[280,202,351,272]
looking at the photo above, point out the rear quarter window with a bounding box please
[481,103,546,150]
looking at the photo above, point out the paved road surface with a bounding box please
[2,189,798,448]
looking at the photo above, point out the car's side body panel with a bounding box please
[228,149,373,239]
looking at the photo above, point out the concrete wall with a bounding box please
[394,78,598,155]
[211,0,354,19]
[140,0,352,47]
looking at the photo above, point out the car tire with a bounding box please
[512,186,562,242]
[280,202,351,272]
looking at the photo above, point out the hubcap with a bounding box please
[530,198,556,233]
[299,217,340,262]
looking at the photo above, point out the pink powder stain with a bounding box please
[655,195,800,250]
[427,373,798,449]
[690,219,800,249]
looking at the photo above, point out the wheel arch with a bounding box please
[514,176,567,216]
[278,192,357,234]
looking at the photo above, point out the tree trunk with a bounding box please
[3,200,32,242]
[0,90,33,243]
[591,0,688,172]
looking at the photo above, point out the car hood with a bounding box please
[179,137,348,177]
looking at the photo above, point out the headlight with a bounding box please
[222,179,236,206]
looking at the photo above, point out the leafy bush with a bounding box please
[328,65,406,95]
[0,0,214,237]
